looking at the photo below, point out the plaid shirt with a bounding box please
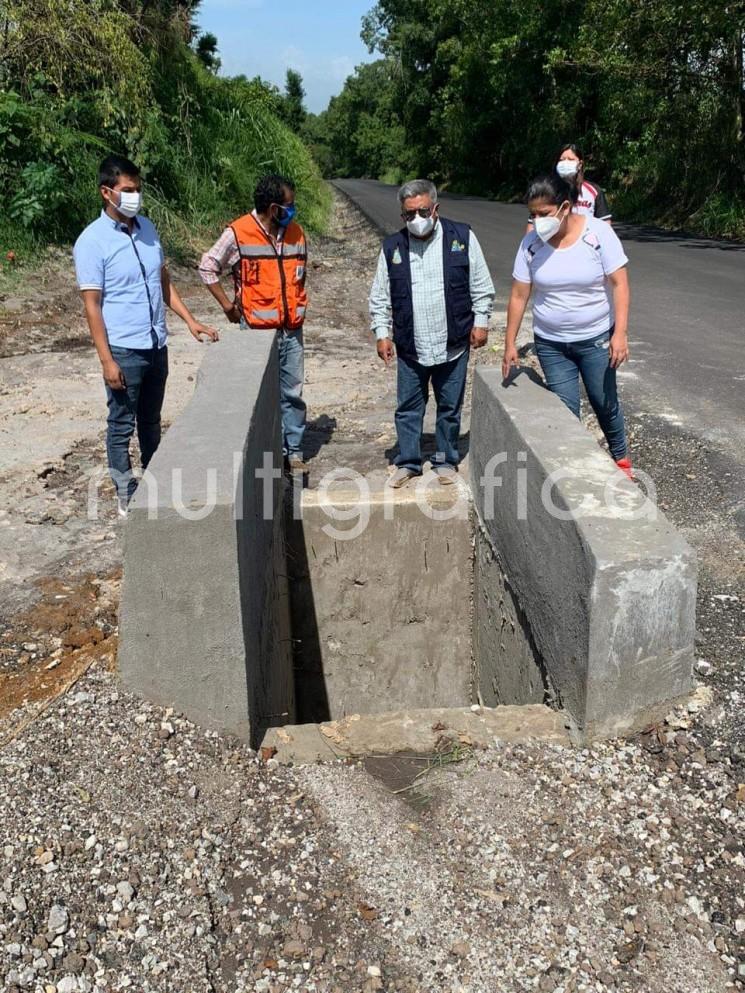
[198,211,284,297]
[369,221,495,367]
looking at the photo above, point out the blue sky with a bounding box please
[196,0,376,114]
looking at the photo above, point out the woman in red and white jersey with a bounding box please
[556,143,612,223]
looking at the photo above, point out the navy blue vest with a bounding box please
[383,217,474,361]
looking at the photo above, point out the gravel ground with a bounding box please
[623,412,745,752]
[1,191,744,993]
[1,668,744,993]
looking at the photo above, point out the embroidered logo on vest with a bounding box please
[451,239,466,253]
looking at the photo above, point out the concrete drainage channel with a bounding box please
[118,331,697,762]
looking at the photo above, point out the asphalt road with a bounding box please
[335,178,745,463]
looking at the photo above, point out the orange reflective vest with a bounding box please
[229,212,308,330]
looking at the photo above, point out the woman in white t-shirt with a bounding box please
[556,143,612,222]
[503,174,633,478]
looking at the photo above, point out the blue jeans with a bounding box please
[106,345,168,501]
[241,323,306,458]
[534,329,627,460]
[278,328,306,458]
[395,349,470,472]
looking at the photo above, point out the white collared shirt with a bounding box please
[369,222,494,366]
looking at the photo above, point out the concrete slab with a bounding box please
[288,472,474,721]
[470,367,696,738]
[118,331,294,744]
[262,703,571,765]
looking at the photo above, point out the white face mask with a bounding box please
[110,189,142,218]
[556,159,580,180]
[407,214,436,238]
[534,209,564,243]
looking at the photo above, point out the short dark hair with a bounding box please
[526,173,579,207]
[254,174,295,214]
[557,142,583,163]
[98,154,140,189]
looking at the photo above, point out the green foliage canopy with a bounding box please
[0,0,330,258]
[315,0,745,237]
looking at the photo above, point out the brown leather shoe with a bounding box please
[387,467,419,489]
[433,465,458,485]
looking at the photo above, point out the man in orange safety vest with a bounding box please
[199,174,308,471]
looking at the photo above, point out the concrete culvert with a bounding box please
[120,331,695,749]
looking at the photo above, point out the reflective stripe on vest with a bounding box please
[251,308,280,322]
[282,243,307,258]
[239,244,277,258]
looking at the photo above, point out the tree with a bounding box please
[313,59,411,180]
[321,0,745,236]
[195,31,220,74]
[283,68,306,131]
[0,0,331,249]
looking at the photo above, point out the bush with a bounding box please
[9,163,65,228]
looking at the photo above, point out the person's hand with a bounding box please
[102,359,126,390]
[377,338,394,367]
[501,344,519,380]
[189,320,220,343]
[609,330,629,368]
[470,327,488,349]
[223,302,241,324]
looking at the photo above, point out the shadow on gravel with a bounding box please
[363,753,437,811]
[303,413,337,461]
[364,737,476,812]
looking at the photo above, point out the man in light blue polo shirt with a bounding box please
[74,154,218,515]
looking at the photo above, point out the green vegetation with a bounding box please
[0,0,330,268]
[311,0,745,239]
[283,69,308,133]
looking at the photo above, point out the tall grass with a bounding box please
[0,3,331,270]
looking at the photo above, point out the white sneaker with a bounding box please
[117,497,129,518]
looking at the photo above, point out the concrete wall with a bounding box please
[288,478,473,721]
[470,367,696,738]
[118,331,294,744]
[473,519,551,709]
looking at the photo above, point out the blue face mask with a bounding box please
[276,203,297,228]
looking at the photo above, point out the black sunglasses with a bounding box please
[401,206,436,221]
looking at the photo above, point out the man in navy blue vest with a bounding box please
[369,179,495,487]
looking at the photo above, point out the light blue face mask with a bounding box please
[276,203,297,228]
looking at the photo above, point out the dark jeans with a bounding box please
[395,349,470,472]
[534,329,627,460]
[106,345,168,501]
